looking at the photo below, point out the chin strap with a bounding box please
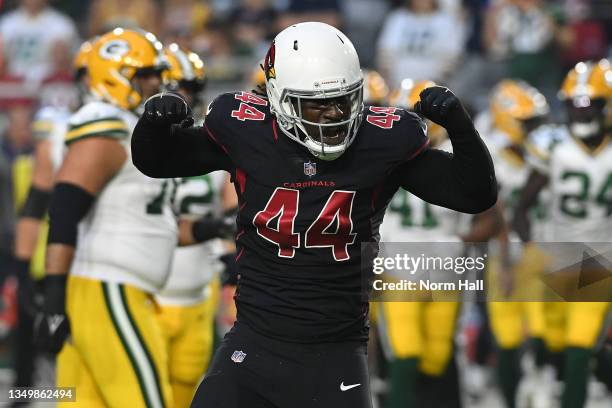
[570,121,602,139]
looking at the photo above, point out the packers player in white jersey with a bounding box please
[32,29,221,408]
[377,79,499,408]
[514,59,612,408]
[11,39,93,391]
[156,43,237,408]
[476,79,553,408]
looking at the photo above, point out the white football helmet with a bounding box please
[265,22,364,160]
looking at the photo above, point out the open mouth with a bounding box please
[320,126,348,145]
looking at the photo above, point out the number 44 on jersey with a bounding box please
[253,188,357,261]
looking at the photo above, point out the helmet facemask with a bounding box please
[521,115,547,134]
[175,78,206,107]
[559,59,612,145]
[131,65,167,102]
[162,43,207,110]
[271,80,364,161]
[566,97,606,141]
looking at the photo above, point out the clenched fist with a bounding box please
[414,86,473,132]
[33,275,70,354]
[143,92,194,128]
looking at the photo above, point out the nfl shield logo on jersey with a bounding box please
[304,161,317,177]
[231,350,247,363]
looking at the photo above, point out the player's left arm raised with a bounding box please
[396,86,497,214]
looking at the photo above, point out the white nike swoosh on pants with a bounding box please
[340,382,361,391]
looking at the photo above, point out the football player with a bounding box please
[32,29,224,408]
[11,38,93,390]
[156,43,237,408]
[479,79,551,408]
[132,22,497,407]
[513,59,612,408]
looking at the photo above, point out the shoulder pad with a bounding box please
[525,125,569,174]
[32,106,71,141]
[359,106,429,162]
[528,125,568,152]
[362,106,424,131]
[34,106,69,122]
[205,93,230,121]
[207,92,270,123]
[205,91,272,150]
[65,101,129,145]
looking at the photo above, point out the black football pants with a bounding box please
[191,321,372,408]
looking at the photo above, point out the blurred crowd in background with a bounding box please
[0,0,611,392]
[1,0,612,106]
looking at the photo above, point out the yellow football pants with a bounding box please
[378,301,459,376]
[542,302,610,352]
[57,276,172,408]
[489,302,545,349]
[487,243,549,349]
[488,244,609,352]
[156,280,218,408]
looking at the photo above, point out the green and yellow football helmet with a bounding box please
[87,28,166,110]
[490,79,549,145]
[163,43,206,95]
[559,59,612,140]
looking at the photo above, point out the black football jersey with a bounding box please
[204,92,428,343]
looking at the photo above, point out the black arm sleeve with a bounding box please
[19,186,51,219]
[394,125,497,214]
[47,183,95,246]
[131,118,232,178]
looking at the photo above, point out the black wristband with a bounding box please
[20,186,51,219]
[43,275,67,314]
[14,258,30,281]
[193,212,236,243]
[47,183,95,246]
[191,217,222,243]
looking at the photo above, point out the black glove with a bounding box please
[219,253,239,286]
[34,275,70,354]
[13,257,38,317]
[414,86,473,132]
[192,212,236,243]
[143,92,194,128]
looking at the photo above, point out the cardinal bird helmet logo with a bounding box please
[264,41,276,81]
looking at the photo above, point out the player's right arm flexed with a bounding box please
[131,92,232,178]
